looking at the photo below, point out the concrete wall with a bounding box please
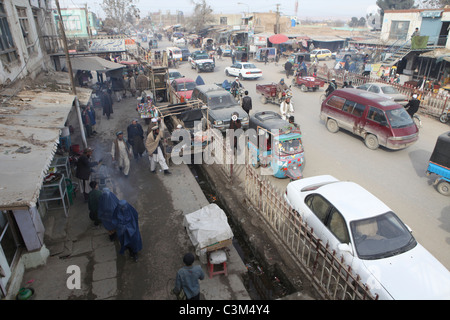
[0,0,48,85]
[380,11,421,43]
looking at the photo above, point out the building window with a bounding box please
[220,17,227,25]
[0,1,18,64]
[389,21,410,41]
[17,6,35,55]
[62,14,82,32]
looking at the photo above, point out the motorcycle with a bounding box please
[440,105,449,123]
[231,86,245,104]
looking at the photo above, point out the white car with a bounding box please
[225,62,262,80]
[284,175,450,300]
[173,37,186,46]
[356,82,409,106]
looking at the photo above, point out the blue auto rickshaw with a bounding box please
[247,111,304,180]
[426,131,450,196]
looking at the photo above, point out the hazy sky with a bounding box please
[58,0,379,19]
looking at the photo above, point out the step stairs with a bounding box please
[382,46,411,66]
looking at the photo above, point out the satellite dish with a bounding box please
[366,5,382,31]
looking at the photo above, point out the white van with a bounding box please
[166,47,183,62]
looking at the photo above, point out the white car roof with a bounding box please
[288,176,391,222]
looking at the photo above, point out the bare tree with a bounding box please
[101,0,138,33]
[185,0,215,33]
[417,0,450,8]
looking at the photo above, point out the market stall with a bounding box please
[183,204,234,265]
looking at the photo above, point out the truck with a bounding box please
[189,50,215,73]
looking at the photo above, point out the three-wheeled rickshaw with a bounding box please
[247,111,304,180]
[291,75,325,92]
[256,83,292,105]
[426,131,450,196]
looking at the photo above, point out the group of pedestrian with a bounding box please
[88,184,143,262]
[74,143,143,261]
[109,118,171,179]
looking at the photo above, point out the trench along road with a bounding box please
[152,39,450,273]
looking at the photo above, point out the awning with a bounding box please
[419,48,450,62]
[70,56,125,73]
[0,91,77,209]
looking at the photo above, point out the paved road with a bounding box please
[149,38,450,271]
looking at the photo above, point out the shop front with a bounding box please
[0,90,76,299]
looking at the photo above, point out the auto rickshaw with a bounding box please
[247,111,304,180]
[426,131,450,196]
[234,46,248,62]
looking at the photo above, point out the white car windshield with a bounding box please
[350,212,417,260]
[243,64,257,69]
[381,86,400,94]
[195,54,209,60]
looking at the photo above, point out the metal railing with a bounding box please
[315,64,449,117]
[205,130,377,300]
[244,165,377,300]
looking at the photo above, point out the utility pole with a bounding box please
[275,3,280,34]
[55,0,88,148]
[85,3,92,38]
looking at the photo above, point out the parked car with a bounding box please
[356,82,409,106]
[191,84,249,132]
[170,78,197,100]
[284,175,450,300]
[320,88,419,150]
[178,46,191,61]
[310,48,332,60]
[224,62,262,80]
[188,50,215,72]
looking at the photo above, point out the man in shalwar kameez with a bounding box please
[113,200,143,262]
[111,131,132,177]
[97,188,119,241]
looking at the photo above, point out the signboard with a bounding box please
[88,39,126,52]
[253,36,267,46]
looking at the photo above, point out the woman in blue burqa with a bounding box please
[113,199,143,262]
[97,188,119,241]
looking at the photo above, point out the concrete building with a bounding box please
[0,0,91,299]
[0,0,59,85]
[54,7,101,38]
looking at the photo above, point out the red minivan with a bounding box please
[320,88,419,150]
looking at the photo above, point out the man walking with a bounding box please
[280,96,294,121]
[88,181,102,226]
[127,119,145,161]
[284,60,293,79]
[101,89,113,120]
[241,90,252,115]
[76,148,98,202]
[111,131,132,178]
[145,120,171,175]
[173,253,205,300]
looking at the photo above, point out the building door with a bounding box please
[0,211,20,297]
[421,17,443,45]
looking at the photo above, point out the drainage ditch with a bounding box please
[188,164,295,300]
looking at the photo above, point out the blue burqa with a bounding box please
[113,200,143,254]
[97,188,119,231]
